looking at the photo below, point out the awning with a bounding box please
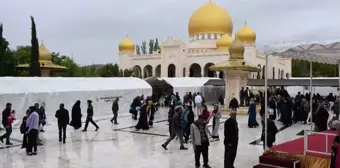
[264,39,340,64]
[204,79,339,87]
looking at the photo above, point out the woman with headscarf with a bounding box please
[280,97,292,126]
[248,98,259,128]
[146,98,156,127]
[135,101,150,131]
[208,104,221,141]
[184,105,195,143]
[201,105,211,122]
[314,102,329,132]
[70,100,82,129]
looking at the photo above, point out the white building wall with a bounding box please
[119,39,292,79]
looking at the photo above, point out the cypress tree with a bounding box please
[29,16,41,76]
[153,38,160,52]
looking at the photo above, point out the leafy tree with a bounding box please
[291,59,338,77]
[98,63,120,77]
[29,16,41,76]
[119,69,123,77]
[0,24,16,76]
[141,41,147,54]
[153,38,160,52]
[52,56,80,77]
[15,46,31,64]
[136,45,141,55]
[148,39,154,54]
[123,68,133,77]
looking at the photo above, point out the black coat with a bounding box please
[315,107,329,132]
[112,101,119,113]
[229,98,239,109]
[87,105,94,117]
[2,108,10,127]
[224,118,239,145]
[261,118,278,144]
[55,108,70,126]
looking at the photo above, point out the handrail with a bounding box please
[303,130,338,156]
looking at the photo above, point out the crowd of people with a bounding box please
[0,99,108,156]
[1,88,339,167]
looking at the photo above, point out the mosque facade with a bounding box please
[118,1,291,79]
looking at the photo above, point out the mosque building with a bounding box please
[118,1,291,79]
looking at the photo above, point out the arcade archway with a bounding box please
[204,63,215,77]
[168,64,176,77]
[189,63,201,77]
[132,65,142,78]
[144,65,153,78]
[155,65,161,77]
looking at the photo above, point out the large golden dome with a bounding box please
[216,34,232,50]
[119,37,135,53]
[236,22,256,44]
[39,43,52,61]
[188,1,233,37]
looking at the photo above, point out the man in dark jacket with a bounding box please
[55,104,70,144]
[162,106,187,150]
[332,99,340,120]
[2,103,12,129]
[110,98,119,124]
[229,94,239,112]
[224,111,239,168]
[82,100,99,132]
[168,106,175,136]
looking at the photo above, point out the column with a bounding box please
[216,71,220,78]
[201,68,204,78]
[186,68,190,77]
[141,68,144,79]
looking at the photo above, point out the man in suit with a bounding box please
[110,98,119,124]
[55,104,70,144]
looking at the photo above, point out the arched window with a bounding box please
[272,67,275,79]
[278,69,280,79]
[281,70,284,79]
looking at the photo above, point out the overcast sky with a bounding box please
[1,0,339,65]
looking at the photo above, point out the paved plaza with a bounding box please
[0,107,310,168]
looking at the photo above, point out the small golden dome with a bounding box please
[229,36,245,60]
[39,43,52,61]
[216,34,233,50]
[119,37,135,53]
[236,21,256,44]
[188,1,233,37]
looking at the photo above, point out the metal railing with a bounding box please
[303,130,338,155]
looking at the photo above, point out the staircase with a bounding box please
[253,155,300,168]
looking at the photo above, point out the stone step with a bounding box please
[253,164,280,168]
[259,155,300,168]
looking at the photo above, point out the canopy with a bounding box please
[0,77,152,125]
[264,39,340,64]
[145,77,216,98]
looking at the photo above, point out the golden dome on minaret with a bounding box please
[188,1,233,37]
[119,36,135,53]
[216,34,233,50]
[229,36,245,60]
[39,42,52,61]
[235,21,256,44]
